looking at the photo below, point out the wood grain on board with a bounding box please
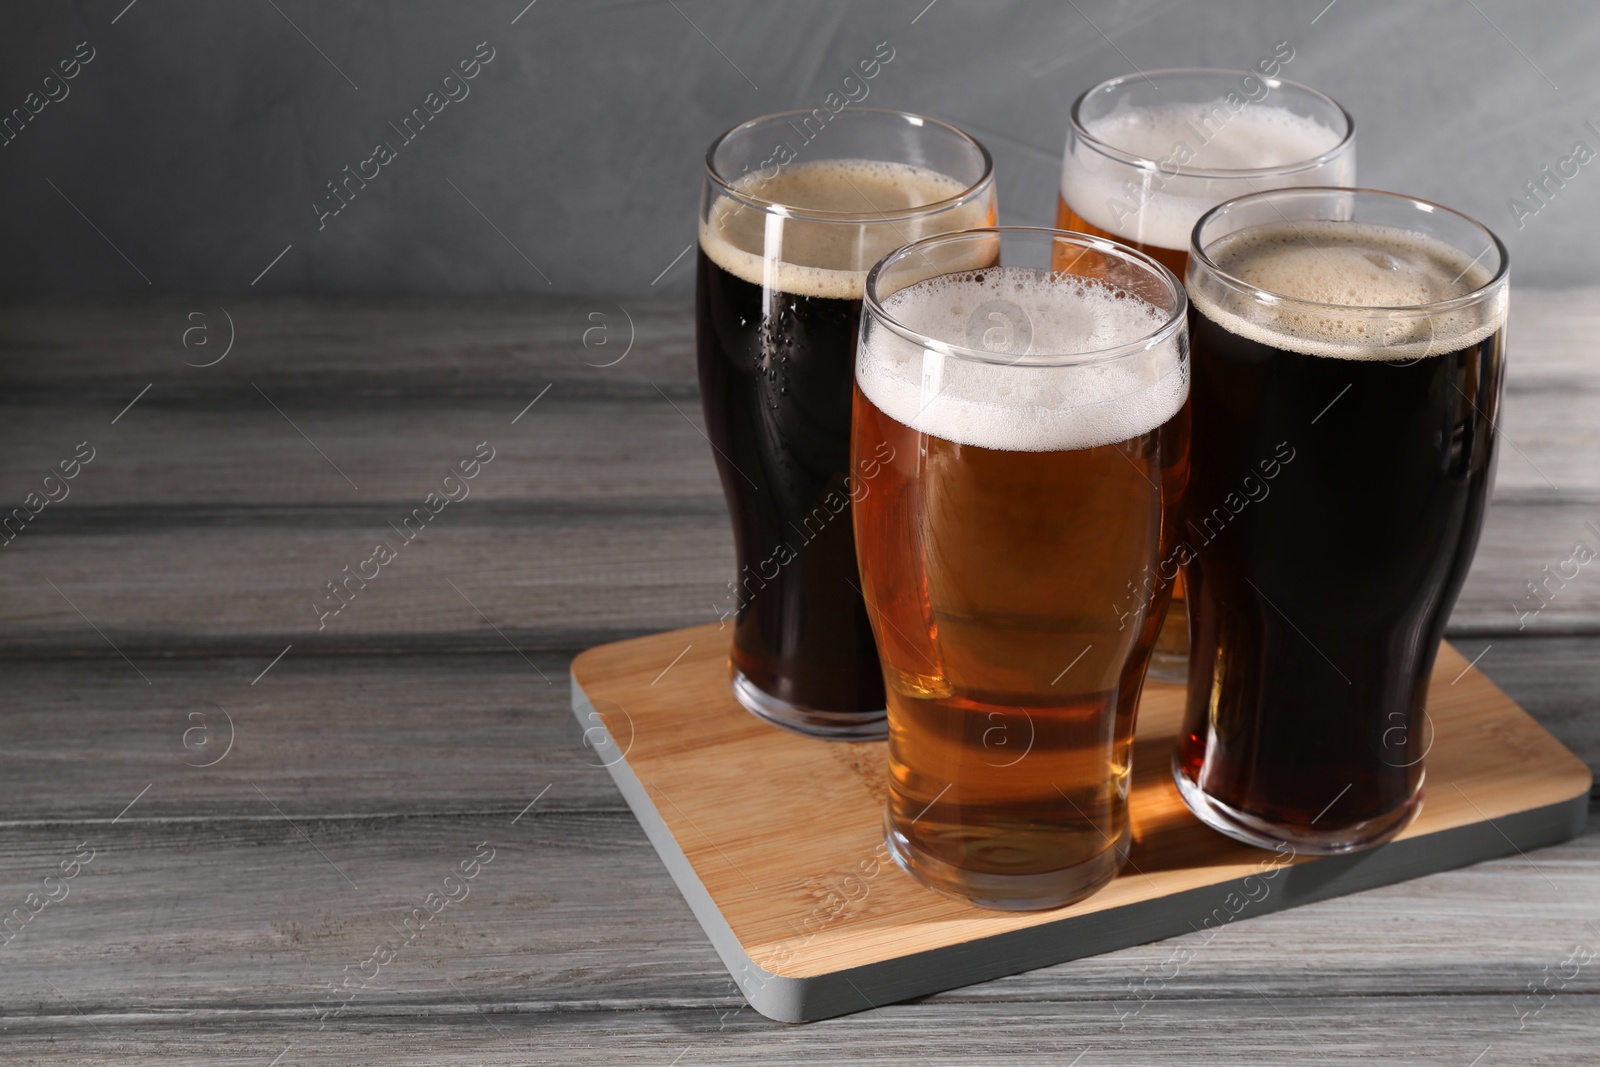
[572,625,1589,999]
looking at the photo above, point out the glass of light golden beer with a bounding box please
[1058,67,1355,680]
[854,228,1189,909]
[1176,188,1508,853]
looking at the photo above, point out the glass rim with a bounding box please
[863,226,1188,368]
[703,107,996,224]
[1189,186,1511,317]
[1068,67,1356,180]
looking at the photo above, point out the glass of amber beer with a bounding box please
[697,109,996,740]
[854,228,1189,909]
[1176,188,1508,853]
[1058,67,1355,680]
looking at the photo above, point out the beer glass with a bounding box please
[854,228,1189,909]
[1058,67,1356,679]
[697,108,996,740]
[1176,188,1508,853]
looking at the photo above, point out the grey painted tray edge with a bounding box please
[570,674,1590,1024]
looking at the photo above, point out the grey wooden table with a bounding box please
[0,295,1595,1064]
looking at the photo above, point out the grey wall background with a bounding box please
[4,0,1598,296]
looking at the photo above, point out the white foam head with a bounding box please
[699,159,989,300]
[1062,101,1349,251]
[1188,221,1507,360]
[858,268,1187,452]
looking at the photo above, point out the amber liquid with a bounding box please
[852,383,1188,904]
[1056,194,1190,671]
[1057,194,1188,278]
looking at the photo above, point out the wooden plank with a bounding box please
[1457,502,1600,634]
[0,654,614,826]
[0,517,733,653]
[1504,288,1600,381]
[0,501,1595,653]
[1499,388,1600,497]
[0,297,695,392]
[0,402,721,509]
[0,389,1586,510]
[1485,285,1600,497]
[2,290,1591,390]
[0,807,1594,1023]
[0,996,1595,1064]
[0,812,699,1016]
[571,625,1590,1019]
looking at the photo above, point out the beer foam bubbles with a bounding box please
[858,267,1187,452]
[1062,102,1347,252]
[699,159,989,300]
[1188,221,1506,360]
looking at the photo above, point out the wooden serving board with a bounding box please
[570,623,1591,1023]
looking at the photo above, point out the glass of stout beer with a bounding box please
[696,109,995,739]
[1058,68,1356,681]
[854,228,1189,909]
[1176,187,1508,854]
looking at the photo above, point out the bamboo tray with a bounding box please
[570,623,1591,1023]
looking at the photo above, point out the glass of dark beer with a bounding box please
[854,228,1189,908]
[1058,68,1356,681]
[1176,187,1508,853]
[697,109,995,739]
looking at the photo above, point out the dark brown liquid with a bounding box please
[1177,306,1503,833]
[694,248,884,713]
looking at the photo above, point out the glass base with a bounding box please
[731,669,887,741]
[885,815,1130,911]
[1172,753,1423,855]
